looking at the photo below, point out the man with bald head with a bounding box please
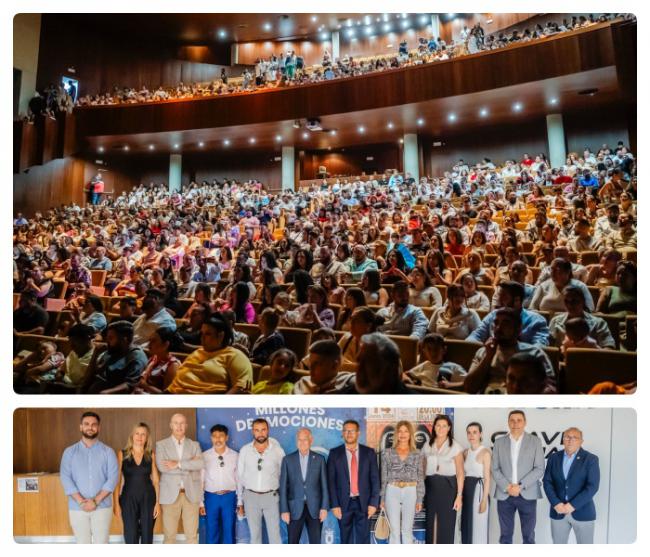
[156,413,203,543]
[543,427,600,543]
[279,428,329,543]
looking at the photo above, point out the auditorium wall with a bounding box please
[300,143,401,180]
[35,15,232,97]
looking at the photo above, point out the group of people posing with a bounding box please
[60,410,600,544]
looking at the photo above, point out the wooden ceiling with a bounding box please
[56,13,443,44]
[85,67,621,156]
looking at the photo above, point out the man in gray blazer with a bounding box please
[280,428,329,544]
[156,413,203,543]
[492,409,545,544]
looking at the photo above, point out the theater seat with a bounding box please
[387,335,419,372]
[443,339,483,371]
[234,324,312,360]
[579,251,600,266]
[15,333,71,356]
[90,270,107,287]
[542,346,561,380]
[593,312,623,349]
[561,348,636,394]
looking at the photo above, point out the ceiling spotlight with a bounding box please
[401,19,410,28]
[479,108,489,117]
[249,137,256,144]
[302,132,309,139]
[358,126,365,133]
[383,23,391,32]
[218,29,226,38]
[123,145,129,151]
[513,102,523,112]
[330,130,337,136]
[263,22,271,31]
[173,143,179,149]
[417,118,424,126]
[549,97,558,105]
[387,122,394,129]
[365,26,373,35]
[383,14,389,22]
[448,113,457,122]
[311,15,318,22]
[420,15,428,25]
[148,144,155,150]
[399,138,404,144]
[346,28,355,37]
[275,135,282,141]
[223,139,230,146]
[321,32,329,40]
[356,20,361,26]
[376,17,380,22]
[364,15,371,25]
[98,146,104,153]
[198,141,204,147]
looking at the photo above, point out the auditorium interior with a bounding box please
[12,12,637,396]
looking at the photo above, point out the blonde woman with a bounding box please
[379,421,426,544]
[113,423,161,543]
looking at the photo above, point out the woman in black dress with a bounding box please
[113,422,161,543]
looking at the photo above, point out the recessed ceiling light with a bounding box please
[311,15,318,22]
[387,122,394,129]
[365,26,373,35]
[358,126,365,133]
[376,17,380,22]
[173,143,179,149]
[513,102,523,112]
[302,132,309,139]
[148,144,155,150]
[263,22,271,31]
[346,28,355,37]
[249,137,256,144]
[198,141,204,147]
[420,15,428,24]
[383,23,391,32]
[448,113,457,122]
[399,138,404,144]
[123,145,129,151]
[401,19,410,28]
[383,14,389,22]
[98,146,104,153]
[223,139,230,146]
[549,98,558,105]
[479,108,489,117]
[275,135,282,141]
[330,130,337,136]
[417,118,424,126]
[321,32,329,40]
[356,20,361,26]
[218,29,226,38]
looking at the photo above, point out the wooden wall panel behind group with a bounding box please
[13,408,198,475]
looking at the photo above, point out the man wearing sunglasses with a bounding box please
[200,424,239,544]
[237,418,286,544]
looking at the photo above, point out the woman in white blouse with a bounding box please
[428,284,481,339]
[421,414,464,544]
[460,273,491,311]
[408,266,443,308]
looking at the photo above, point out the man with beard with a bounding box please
[310,245,348,283]
[237,418,286,544]
[464,308,554,394]
[87,320,148,394]
[376,281,429,340]
[60,411,119,543]
[132,288,177,348]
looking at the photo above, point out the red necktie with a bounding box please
[350,448,359,496]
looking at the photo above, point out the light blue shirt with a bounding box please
[299,452,309,481]
[60,440,119,510]
[562,450,578,479]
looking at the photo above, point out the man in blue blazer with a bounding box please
[280,428,329,544]
[543,427,600,543]
[326,419,380,544]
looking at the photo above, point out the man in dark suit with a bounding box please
[326,419,380,544]
[492,409,545,543]
[279,428,329,544]
[543,427,600,543]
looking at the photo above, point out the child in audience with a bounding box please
[298,327,337,370]
[252,348,299,394]
[403,333,467,389]
[221,309,251,354]
[14,340,65,390]
[251,308,285,365]
[561,316,600,355]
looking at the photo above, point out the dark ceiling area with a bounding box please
[43,13,442,44]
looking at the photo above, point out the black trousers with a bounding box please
[120,492,155,544]
[425,475,457,544]
[288,504,322,544]
[497,496,537,544]
[338,497,370,544]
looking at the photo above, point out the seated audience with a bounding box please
[376,280,429,340]
[250,308,285,365]
[252,348,300,394]
[428,284,481,339]
[403,333,467,389]
[293,339,355,394]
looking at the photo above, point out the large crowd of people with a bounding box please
[13,141,637,395]
[71,14,630,108]
[60,410,601,544]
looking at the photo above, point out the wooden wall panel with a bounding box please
[14,408,198,475]
[300,143,401,180]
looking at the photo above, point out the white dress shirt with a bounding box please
[237,438,285,503]
[510,433,524,484]
[174,436,185,489]
[202,446,239,495]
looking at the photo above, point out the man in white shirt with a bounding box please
[132,288,177,348]
[491,410,545,544]
[237,418,286,544]
[200,424,239,544]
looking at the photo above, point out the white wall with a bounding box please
[453,408,636,544]
[13,14,42,117]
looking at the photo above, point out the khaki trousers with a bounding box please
[162,491,199,544]
[68,507,113,544]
